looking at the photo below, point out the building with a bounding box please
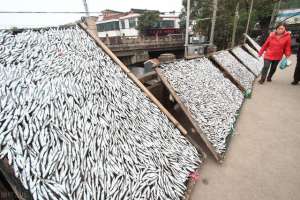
[96,9,181,38]
[81,16,98,36]
[276,8,300,25]
[276,8,300,51]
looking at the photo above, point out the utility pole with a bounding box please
[210,0,218,45]
[275,0,282,25]
[231,1,239,48]
[244,0,254,40]
[277,0,282,14]
[82,0,90,17]
[269,3,277,29]
[185,0,191,58]
[269,0,282,30]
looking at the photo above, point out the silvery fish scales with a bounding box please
[160,58,244,155]
[0,26,201,200]
[212,51,255,93]
[231,47,263,76]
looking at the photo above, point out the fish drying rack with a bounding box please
[0,21,262,200]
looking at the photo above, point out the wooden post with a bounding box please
[78,23,188,136]
[185,0,191,58]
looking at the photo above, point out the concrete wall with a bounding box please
[98,30,121,38]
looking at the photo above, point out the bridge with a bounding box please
[101,34,186,65]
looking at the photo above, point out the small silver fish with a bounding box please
[161,57,244,154]
[0,26,201,200]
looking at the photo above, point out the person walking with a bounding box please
[291,36,300,85]
[258,23,292,84]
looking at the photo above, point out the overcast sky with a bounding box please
[0,0,183,29]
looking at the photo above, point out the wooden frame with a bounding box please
[242,44,260,59]
[243,33,261,52]
[80,23,208,198]
[210,51,247,93]
[138,71,158,85]
[0,159,32,200]
[0,23,205,200]
[155,67,223,162]
[229,46,259,77]
[80,23,207,160]
[79,22,189,136]
[156,55,252,162]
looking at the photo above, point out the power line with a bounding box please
[0,11,182,15]
[0,11,102,14]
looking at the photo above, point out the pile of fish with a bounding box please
[212,51,256,93]
[160,58,244,154]
[231,47,263,76]
[243,44,264,64]
[244,34,261,52]
[0,26,201,200]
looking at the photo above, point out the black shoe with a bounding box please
[267,78,272,82]
[291,81,299,85]
[259,79,265,84]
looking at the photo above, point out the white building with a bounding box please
[118,13,140,37]
[96,9,181,38]
[276,9,300,25]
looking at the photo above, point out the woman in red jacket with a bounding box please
[258,23,292,84]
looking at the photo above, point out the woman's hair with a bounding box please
[275,23,287,30]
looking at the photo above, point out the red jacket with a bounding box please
[258,31,292,61]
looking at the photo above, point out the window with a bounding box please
[129,18,137,28]
[160,20,175,28]
[96,24,102,32]
[96,21,120,32]
[121,20,126,29]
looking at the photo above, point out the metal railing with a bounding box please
[101,34,185,46]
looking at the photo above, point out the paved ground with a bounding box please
[191,55,300,200]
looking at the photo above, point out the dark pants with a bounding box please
[293,59,300,82]
[261,59,280,80]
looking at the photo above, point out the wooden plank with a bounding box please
[242,44,260,59]
[138,71,157,84]
[78,23,188,136]
[155,68,222,162]
[0,159,32,200]
[243,33,261,52]
[209,52,247,93]
[185,54,205,60]
[143,76,206,158]
[147,81,162,91]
